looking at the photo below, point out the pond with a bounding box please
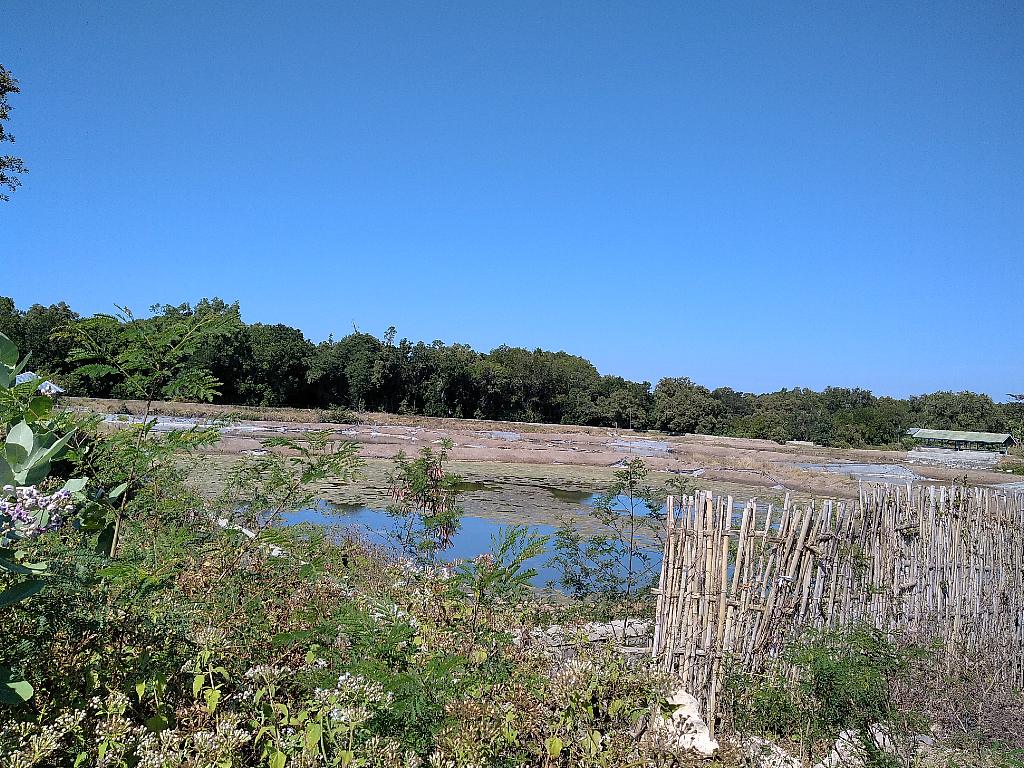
[284,493,667,589]
[794,462,921,483]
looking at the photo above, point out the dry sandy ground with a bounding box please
[73,397,1020,503]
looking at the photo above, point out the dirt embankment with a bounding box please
[71,397,1019,501]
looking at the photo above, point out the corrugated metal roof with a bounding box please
[907,428,1014,444]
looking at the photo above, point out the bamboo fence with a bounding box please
[650,483,1024,730]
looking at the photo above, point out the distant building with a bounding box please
[14,371,65,397]
[906,428,1015,453]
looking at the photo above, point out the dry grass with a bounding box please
[68,396,340,424]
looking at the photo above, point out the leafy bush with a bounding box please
[548,458,662,616]
[725,624,932,761]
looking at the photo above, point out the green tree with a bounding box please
[236,323,313,407]
[911,391,1007,433]
[304,330,383,411]
[0,65,27,201]
[600,379,654,430]
[19,302,79,376]
[369,327,408,412]
[652,377,724,434]
[1005,393,1024,441]
[0,298,22,350]
[434,343,480,417]
[549,457,663,619]
[65,303,240,403]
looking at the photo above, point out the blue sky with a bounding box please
[4,2,1022,398]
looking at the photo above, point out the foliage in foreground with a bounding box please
[1,328,1021,768]
[0,330,680,767]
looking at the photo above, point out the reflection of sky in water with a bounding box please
[285,492,665,588]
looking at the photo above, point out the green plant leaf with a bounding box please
[545,735,564,758]
[0,579,44,608]
[27,430,74,472]
[5,421,34,468]
[95,524,115,557]
[204,687,221,713]
[0,334,17,367]
[27,397,52,422]
[0,555,44,576]
[304,722,322,751]
[63,477,88,493]
[0,667,33,706]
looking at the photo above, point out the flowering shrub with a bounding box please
[0,484,75,540]
[0,333,87,706]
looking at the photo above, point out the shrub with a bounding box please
[724,624,932,760]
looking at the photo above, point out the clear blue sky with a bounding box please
[4,2,1022,399]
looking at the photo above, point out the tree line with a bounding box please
[1,296,1020,448]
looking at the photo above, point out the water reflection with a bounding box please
[543,486,597,504]
[287,500,563,585]
[285,492,665,589]
[451,480,497,494]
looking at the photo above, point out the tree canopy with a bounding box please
[0,64,28,201]
[0,295,1018,448]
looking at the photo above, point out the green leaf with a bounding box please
[135,681,147,701]
[73,363,118,380]
[27,397,52,422]
[11,351,30,378]
[145,714,168,732]
[27,430,74,472]
[0,556,44,576]
[95,524,115,557]
[0,667,33,706]
[109,482,128,499]
[192,674,204,698]
[0,579,44,608]
[5,422,34,468]
[62,477,88,494]
[269,750,286,768]
[0,334,17,368]
[204,687,221,713]
[304,722,322,752]
[545,735,564,758]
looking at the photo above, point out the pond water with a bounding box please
[607,439,671,457]
[287,501,565,585]
[795,462,921,483]
[474,430,522,441]
[284,493,666,589]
